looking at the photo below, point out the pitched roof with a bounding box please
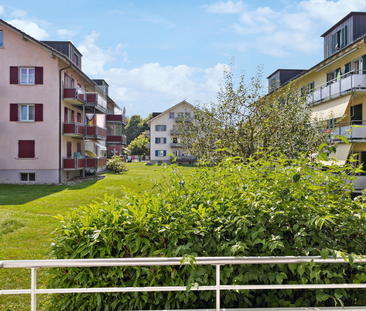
[146,100,194,124]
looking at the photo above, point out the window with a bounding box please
[169,112,175,119]
[155,137,167,144]
[155,150,167,157]
[20,173,35,182]
[19,104,34,121]
[10,67,43,85]
[0,30,3,48]
[10,104,43,122]
[74,53,78,65]
[64,108,75,123]
[20,68,35,84]
[301,81,314,97]
[332,26,347,53]
[155,125,166,131]
[172,137,178,143]
[18,140,35,158]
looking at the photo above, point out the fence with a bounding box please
[1,256,366,311]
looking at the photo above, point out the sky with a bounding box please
[1,0,366,118]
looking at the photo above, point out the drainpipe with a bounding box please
[59,63,72,184]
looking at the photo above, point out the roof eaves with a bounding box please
[146,100,194,124]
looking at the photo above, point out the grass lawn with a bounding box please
[0,163,196,311]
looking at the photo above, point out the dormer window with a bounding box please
[73,53,78,65]
[332,26,347,53]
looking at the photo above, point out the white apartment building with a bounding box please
[146,101,197,164]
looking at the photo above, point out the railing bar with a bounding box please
[31,268,36,311]
[216,265,220,311]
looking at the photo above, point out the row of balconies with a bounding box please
[63,87,107,114]
[63,157,107,171]
[106,114,127,125]
[145,142,185,149]
[63,123,127,144]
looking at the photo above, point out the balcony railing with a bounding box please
[330,121,366,141]
[145,131,150,136]
[63,87,86,105]
[63,158,85,170]
[85,126,107,140]
[171,155,196,161]
[106,135,127,145]
[106,115,127,125]
[145,143,150,149]
[307,71,366,104]
[2,256,366,311]
[175,117,192,123]
[63,123,85,137]
[86,157,107,169]
[170,142,185,148]
[86,92,107,113]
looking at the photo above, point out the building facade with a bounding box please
[0,19,127,184]
[268,12,366,191]
[146,101,196,165]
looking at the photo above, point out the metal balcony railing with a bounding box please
[327,120,366,141]
[1,256,366,311]
[63,87,86,104]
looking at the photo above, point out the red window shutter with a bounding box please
[71,78,74,87]
[71,110,75,122]
[34,104,43,122]
[77,112,81,123]
[67,142,72,157]
[35,67,43,85]
[64,107,68,123]
[10,104,18,121]
[77,142,81,153]
[19,140,35,158]
[10,67,18,84]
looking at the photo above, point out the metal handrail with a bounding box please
[1,256,366,311]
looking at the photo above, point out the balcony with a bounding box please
[170,142,185,148]
[106,114,127,125]
[145,143,150,149]
[145,131,150,136]
[86,157,107,169]
[85,92,107,114]
[63,158,85,170]
[106,135,127,145]
[307,72,366,105]
[170,129,181,136]
[353,175,366,191]
[85,126,107,140]
[175,117,192,123]
[63,87,86,106]
[171,155,196,162]
[332,121,366,141]
[63,123,85,137]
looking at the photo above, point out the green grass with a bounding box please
[0,163,195,311]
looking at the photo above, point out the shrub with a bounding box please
[106,156,127,174]
[47,152,366,310]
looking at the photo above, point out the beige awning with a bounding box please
[311,94,352,121]
[321,143,352,166]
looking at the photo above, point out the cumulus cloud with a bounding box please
[0,6,5,15]
[11,10,27,18]
[57,28,78,38]
[6,19,49,40]
[203,0,243,14]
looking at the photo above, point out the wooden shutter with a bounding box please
[10,66,18,84]
[164,138,167,144]
[34,104,43,122]
[155,138,158,143]
[10,104,18,121]
[155,150,158,156]
[64,108,68,123]
[77,143,81,153]
[332,33,338,53]
[35,67,43,84]
[155,125,158,131]
[341,26,347,47]
[71,110,75,122]
[67,142,72,158]
[77,112,81,123]
[19,140,35,158]
[164,125,167,131]
[163,150,167,156]
[345,62,351,74]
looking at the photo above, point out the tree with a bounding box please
[125,114,153,145]
[177,63,332,161]
[127,133,149,156]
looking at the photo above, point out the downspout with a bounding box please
[59,63,72,184]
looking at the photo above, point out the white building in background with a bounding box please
[146,101,197,165]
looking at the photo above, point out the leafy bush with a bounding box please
[106,156,127,174]
[47,152,366,310]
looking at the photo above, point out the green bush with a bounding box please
[106,156,127,174]
[47,152,366,310]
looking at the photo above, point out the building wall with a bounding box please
[149,102,194,164]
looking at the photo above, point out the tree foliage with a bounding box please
[47,151,366,310]
[125,114,152,145]
[177,63,332,161]
[106,156,127,174]
[127,133,149,156]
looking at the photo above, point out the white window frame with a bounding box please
[19,104,35,122]
[169,112,175,119]
[157,150,165,156]
[156,125,166,131]
[353,57,363,74]
[19,67,35,85]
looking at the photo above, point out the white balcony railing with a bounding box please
[307,71,366,104]
[1,256,366,311]
[332,121,366,140]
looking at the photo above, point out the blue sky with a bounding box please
[1,0,366,118]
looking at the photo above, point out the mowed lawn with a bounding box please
[0,163,196,311]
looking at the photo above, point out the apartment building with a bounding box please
[0,19,127,184]
[146,100,196,164]
[268,11,366,191]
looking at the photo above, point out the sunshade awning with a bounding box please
[95,143,107,150]
[321,143,352,166]
[311,94,352,121]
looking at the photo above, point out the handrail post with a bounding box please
[216,264,220,311]
[31,268,37,311]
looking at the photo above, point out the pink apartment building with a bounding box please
[0,19,127,184]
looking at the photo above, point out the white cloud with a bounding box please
[11,10,27,18]
[6,19,49,40]
[57,28,78,38]
[299,0,366,24]
[0,6,5,15]
[204,0,243,14]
